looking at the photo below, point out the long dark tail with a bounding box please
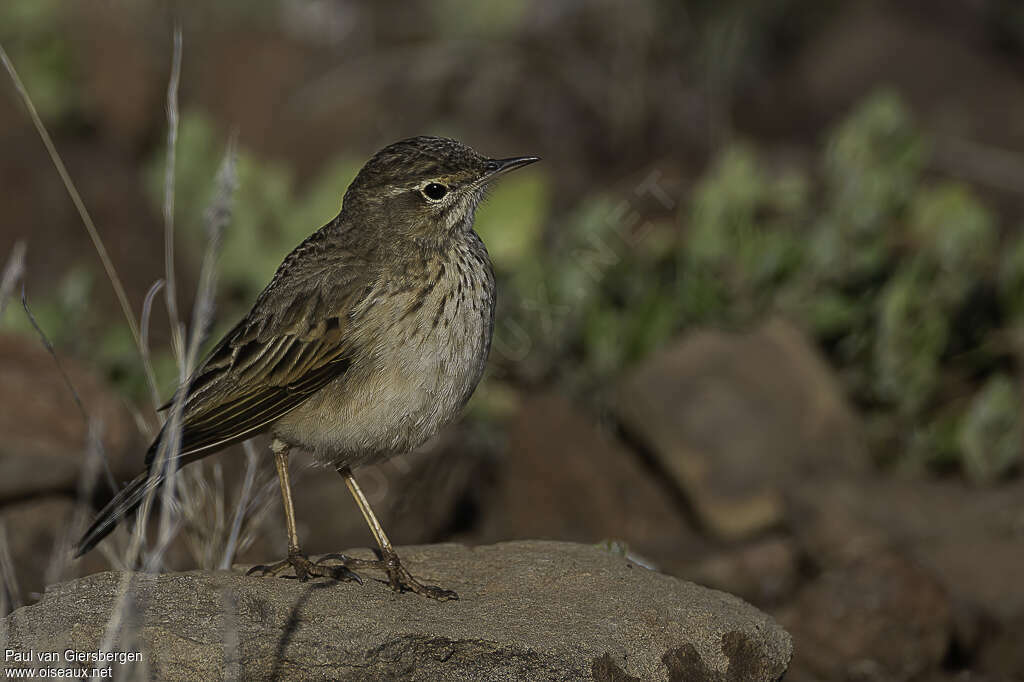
[74,470,165,558]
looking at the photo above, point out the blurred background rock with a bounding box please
[2,1,1024,679]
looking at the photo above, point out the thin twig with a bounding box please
[0,240,26,317]
[101,139,238,645]
[101,142,241,655]
[46,418,107,592]
[0,43,140,347]
[140,279,167,412]
[164,27,186,371]
[148,139,238,570]
[0,522,22,614]
[21,287,117,492]
[220,441,260,569]
[22,286,87,421]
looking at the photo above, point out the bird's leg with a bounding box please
[322,465,458,600]
[247,439,358,583]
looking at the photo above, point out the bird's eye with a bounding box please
[422,183,448,201]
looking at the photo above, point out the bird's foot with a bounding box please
[316,550,458,601]
[247,549,361,583]
[381,552,459,601]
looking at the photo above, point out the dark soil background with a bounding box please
[2,2,1024,680]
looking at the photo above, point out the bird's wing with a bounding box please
[147,240,371,468]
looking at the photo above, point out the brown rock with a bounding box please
[977,614,1024,680]
[779,553,953,682]
[791,476,1024,624]
[3,541,793,681]
[479,393,705,569]
[616,318,865,541]
[788,477,893,569]
[686,536,801,607]
[0,333,140,501]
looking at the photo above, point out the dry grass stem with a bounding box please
[0,240,26,317]
[45,419,108,592]
[150,139,238,569]
[221,442,262,569]
[0,522,22,615]
[164,27,186,370]
[139,279,168,415]
[21,290,117,492]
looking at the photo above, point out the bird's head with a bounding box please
[341,136,539,242]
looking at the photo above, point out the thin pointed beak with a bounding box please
[484,155,541,179]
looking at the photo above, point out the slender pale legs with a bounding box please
[249,439,457,600]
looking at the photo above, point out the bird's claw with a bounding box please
[247,550,361,583]
[370,551,459,600]
[385,562,459,601]
[249,550,455,599]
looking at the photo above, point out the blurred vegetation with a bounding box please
[3,72,1021,481]
[0,0,76,120]
[143,112,362,302]
[485,90,1022,483]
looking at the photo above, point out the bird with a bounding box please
[74,136,539,600]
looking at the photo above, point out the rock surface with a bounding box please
[2,541,792,681]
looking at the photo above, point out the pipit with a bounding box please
[75,136,539,600]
